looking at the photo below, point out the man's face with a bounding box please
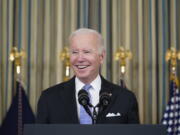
[70,33,105,83]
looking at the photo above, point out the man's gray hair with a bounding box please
[69,28,105,54]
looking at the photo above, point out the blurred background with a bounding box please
[0,0,180,125]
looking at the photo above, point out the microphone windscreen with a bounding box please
[99,92,111,106]
[78,89,89,106]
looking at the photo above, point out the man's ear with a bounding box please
[100,50,106,64]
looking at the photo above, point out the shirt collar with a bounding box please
[91,75,101,91]
[75,75,101,91]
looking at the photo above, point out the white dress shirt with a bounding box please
[75,75,101,118]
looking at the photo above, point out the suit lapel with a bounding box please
[61,77,79,123]
[97,76,118,119]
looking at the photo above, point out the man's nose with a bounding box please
[77,52,85,61]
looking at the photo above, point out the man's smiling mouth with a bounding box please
[76,65,89,69]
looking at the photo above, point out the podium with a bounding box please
[24,124,166,135]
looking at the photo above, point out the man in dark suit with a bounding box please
[36,28,139,124]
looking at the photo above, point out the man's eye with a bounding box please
[72,51,78,54]
[84,51,90,54]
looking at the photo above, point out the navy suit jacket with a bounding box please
[36,76,139,124]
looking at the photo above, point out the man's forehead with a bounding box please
[70,39,99,48]
[70,44,96,50]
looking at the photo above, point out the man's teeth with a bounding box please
[77,65,88,69]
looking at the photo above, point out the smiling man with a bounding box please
[36,28,139,124]
[69,29,105,84]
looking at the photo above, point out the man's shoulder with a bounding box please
[101,76,136,98]
[41,77,75,95]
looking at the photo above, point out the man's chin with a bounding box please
[75,71,89,77]
[76,74,90,81]
[76,75,88,80]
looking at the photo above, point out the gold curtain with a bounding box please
[0,0,180,124]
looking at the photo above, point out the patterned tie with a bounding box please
[79,84,92,124]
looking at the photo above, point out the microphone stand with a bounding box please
[87,104,98,124]
[92,106,98,124]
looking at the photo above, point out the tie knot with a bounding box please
[83,84,92,91]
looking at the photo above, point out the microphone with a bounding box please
[99,92,111,107]
[98,92,112,113]
[78,89,90,106]
[78,89,92,117]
